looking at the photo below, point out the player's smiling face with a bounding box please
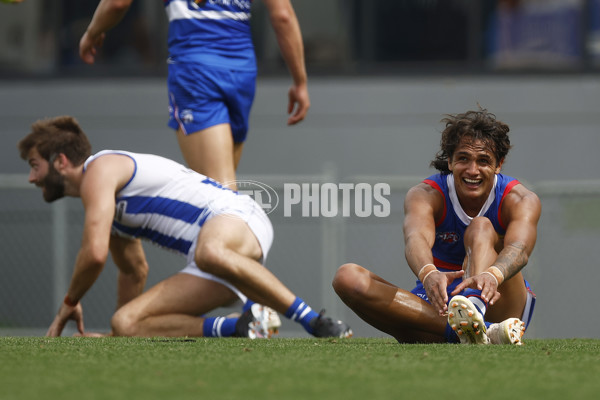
[448,137,503,212]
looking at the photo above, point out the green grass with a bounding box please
[1,337,599,400]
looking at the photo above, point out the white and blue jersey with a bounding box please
[83,150,273,264]
[164,0,255,71]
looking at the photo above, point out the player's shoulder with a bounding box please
[502,182,541,219]
[405,181,445,212]
[507,181,540,204]
[83,151,136,188]
[408,181,438,196]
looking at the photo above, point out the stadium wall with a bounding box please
[1,76,599,338]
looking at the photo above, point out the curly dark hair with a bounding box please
[18,116,92,166]
[430,108,512,174]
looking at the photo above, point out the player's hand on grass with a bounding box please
[46,302,85,337]
[451,272,501,306]
[424,270,464,316]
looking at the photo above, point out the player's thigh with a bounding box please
[196,214,263,262]
[117,272,238,320]
[233,141,244,171]
[175,124,237,183]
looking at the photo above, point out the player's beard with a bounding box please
[41,164,66,202]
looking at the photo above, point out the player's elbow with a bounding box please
[108,0,133,12]
[80,248,107,270]
[86,245,109,267]
[269,7,294,29]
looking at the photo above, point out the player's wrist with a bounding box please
[63,294,79,307]
[418,263,437,283]
[485,266,505,286]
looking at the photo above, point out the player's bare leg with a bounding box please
[462,217,528,323]
[194,215,297,314]
[194,215,352,338]
[333,263,447,343]
[111,273,239,337]
[176,124,238,189]
[232,141,244,172]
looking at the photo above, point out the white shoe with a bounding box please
[261,305,282,337]
[235,304,281,339]
[487,318,525,345]
[447,295,489,345]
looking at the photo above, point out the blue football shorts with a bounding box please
[167,62,256,143]
[410,268,537,328]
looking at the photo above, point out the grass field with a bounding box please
[1,337,598,400]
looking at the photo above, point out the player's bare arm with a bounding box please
[80,0,133,64]
[65,154,135,303]
[262,0,310,125]
[109,235,149,309]
[47,154,132,336]
[452,184,540,301]
[404,183,464,315]
[493,184,541,281]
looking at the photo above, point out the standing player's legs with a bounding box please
[111,273,239,337]
[333,263,447,343]
[176,124,238,187]
[233,141,244,172]
[462,217,528,323]
[168,63,255,191]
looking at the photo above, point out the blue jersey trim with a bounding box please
[112,221,193,255]
[117,196,206,224]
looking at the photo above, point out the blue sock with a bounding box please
[242,300,255,313]
[284,297,319,334]
[445,323,460,343]
[462,288,488,316]
[461,289,491,329]
[202,317,238,337]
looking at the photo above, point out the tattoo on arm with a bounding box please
[495,241,528,281]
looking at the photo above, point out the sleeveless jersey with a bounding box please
[423,173,520,270]
[83,150,258,258]
[164,0,256,70]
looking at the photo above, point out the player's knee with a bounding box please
[111,308,139,337]
[333,263,370,302]
[464,216,496,243]
[195,243,233,278]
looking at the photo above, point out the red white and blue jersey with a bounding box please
[423,173,521,270]
[164,0,256,70]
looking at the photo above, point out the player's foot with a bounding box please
[487,318,525,345]
[447,295,489,345]
[309,310,353,338]
[234,304,281,339]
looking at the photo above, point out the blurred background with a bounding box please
[2,0,600,77]
[1,0,600,338]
